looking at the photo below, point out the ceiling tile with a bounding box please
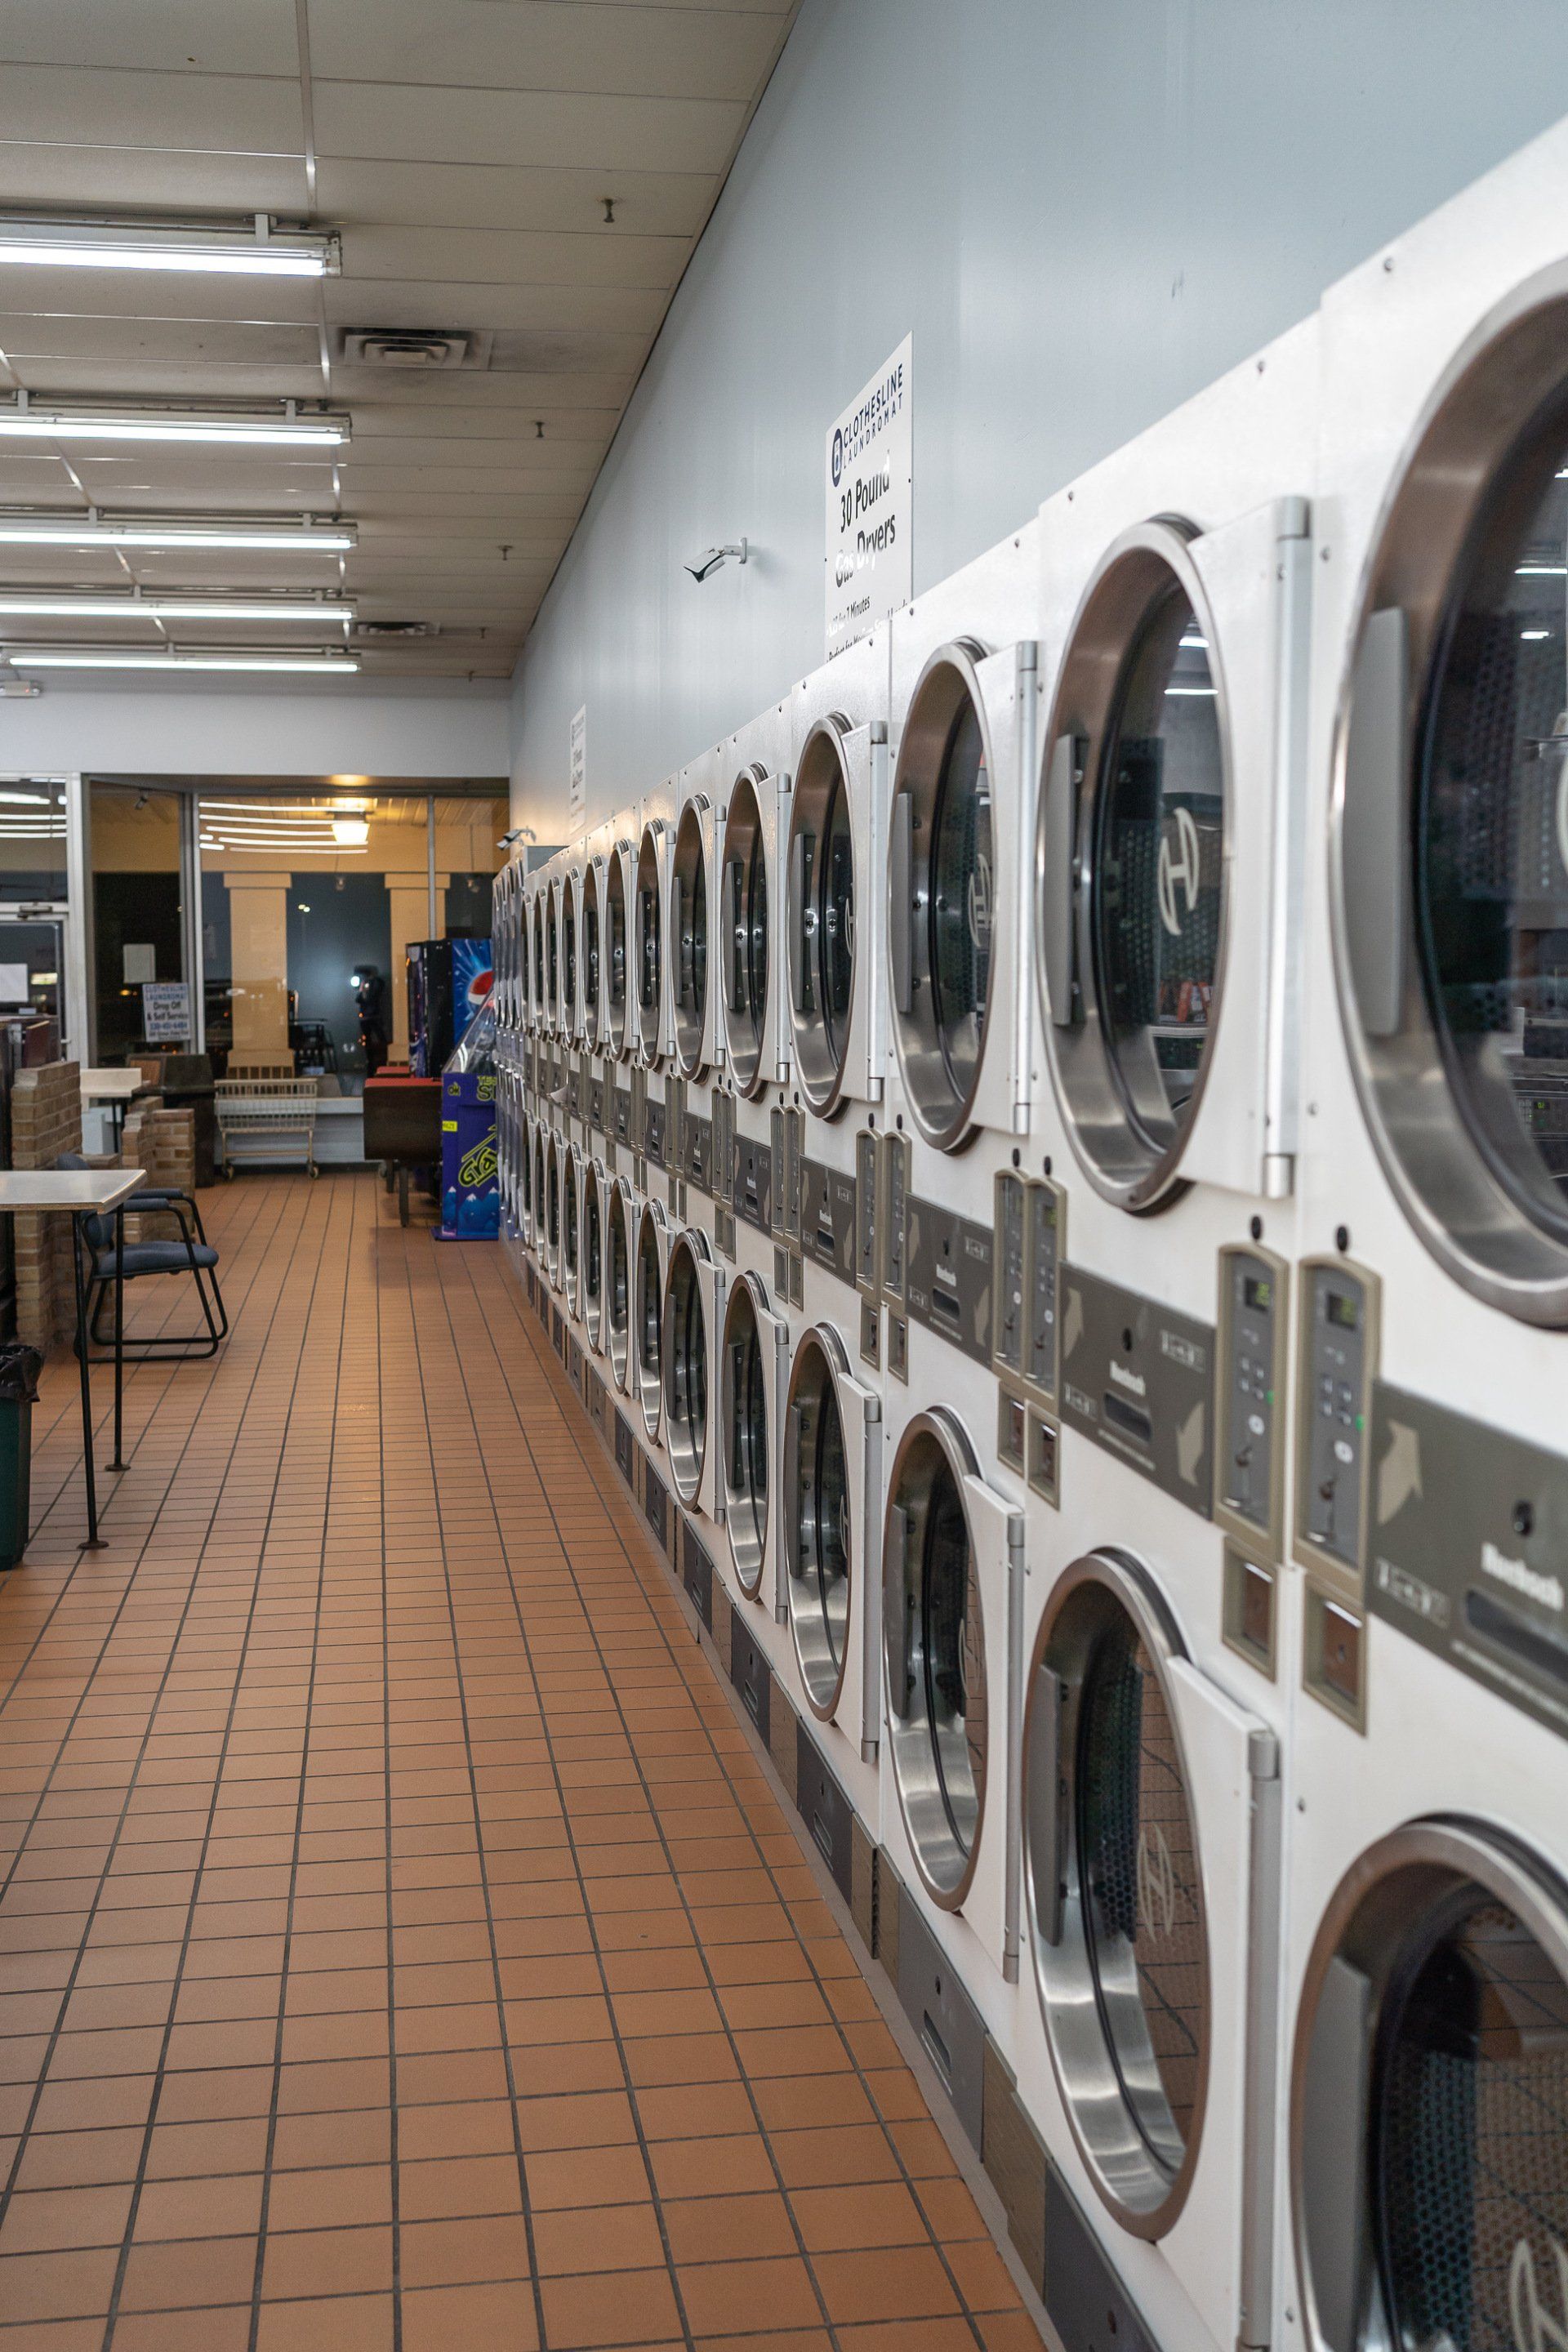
[312,82,744,175]
[316,157,715,235]
[339,224,688,291]
[0,141,308,212]
[0,0,301,75]
[325,274,666,336]
[0,65,305,154]
[0,273,323,327]
[0,316,323,366]
[307,0,784,104]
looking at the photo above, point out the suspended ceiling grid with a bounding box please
[0,0,799,680]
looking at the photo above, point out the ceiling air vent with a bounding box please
[340,330,491,371]
[353,621,434,640]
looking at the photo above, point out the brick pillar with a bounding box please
[11,1062,84,1350]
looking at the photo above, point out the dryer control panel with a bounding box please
[1216,1244,1288,1559]
[1294,1256,1381,1597]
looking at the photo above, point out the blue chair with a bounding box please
[57,1154,229,1361]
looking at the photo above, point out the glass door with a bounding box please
[0,909,69,1048]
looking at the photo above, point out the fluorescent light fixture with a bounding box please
[0,215,339,278]
[1517,564,1567,577]
[6,649,359,675]
[331,814,369,845]
[0,398,348,448]
[1164,686,1217,697]
[0,790,51,804]
[1178,634,1209,649]
[0,514,355,551]
[1521,628,1552,641]
[0,595,356,622]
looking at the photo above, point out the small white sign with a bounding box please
[141,981,190,1042]
[568,706,587,838]
[0,964,29,1004]
[122,942,155,986]
[826,334,912,657]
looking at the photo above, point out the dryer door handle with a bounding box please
[1043,733,1079,1027]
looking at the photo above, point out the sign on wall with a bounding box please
[826,334,912,657]
[141,981,189,1042]
[568,706,587,837]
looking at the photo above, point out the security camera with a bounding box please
[684,537,747,584]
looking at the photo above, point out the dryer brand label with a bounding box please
[1058,1265,1214,1517]
[1368,1383,1568,1743]
[904,1193,992,1367]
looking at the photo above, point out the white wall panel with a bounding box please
[509,0,1568,836]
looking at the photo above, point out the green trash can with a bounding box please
[0,1344,42,1571]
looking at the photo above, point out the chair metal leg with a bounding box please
[110,1207,125,1472]
[71,1215,102,1549]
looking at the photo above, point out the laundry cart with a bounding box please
[216,1072,320,1178]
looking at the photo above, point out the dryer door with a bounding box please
[664,1229,723,1512]
[884,1408,1022,1964]
[722,1272,787,1601]
[1292,1819,1568,2352]
[1333,287,1568,1320]
[607,1179,636,1392]
[723,769,774,1097]
[785,1326,880,1753]
[606,842,631,1060]
[582,1161,604,1352]
[672,799,712,1078]
[581,860,603,1047]
[635,1199,669,1438]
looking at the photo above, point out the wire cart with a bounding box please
[215,1076,320,1178]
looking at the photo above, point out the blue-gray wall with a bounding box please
[509,0,1568,834]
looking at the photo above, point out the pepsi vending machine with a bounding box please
[407,934,492,1075]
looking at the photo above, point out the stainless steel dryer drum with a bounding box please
[1023,1550,1209,2236]
[635,1198,669,1439]
[889,647,997,1152]
[546,875,562,1035]
[561,1139,581,1316]
[790,719,859,1116]
[582,1159,604,1352]
[544,1129,562,1287]
[784,1327,853,1717]
[1334,270,1568,1322]
[562,864,581,1038]
[606,835,632,1059]
[1039,523,1229,1211]
[1291,1820,1568,2352]
[663,1229,711,1506]
[672,799,711,1080]
[607,1177,635,1391]
[722,1271,776,1598]
[531,888,546,1031]
[884,1408,989,1906]
[722,768,772,1098]
[635,822,666,1066]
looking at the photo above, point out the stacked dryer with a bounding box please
[500,109,1568,2352]
[1281,122,1568,2352]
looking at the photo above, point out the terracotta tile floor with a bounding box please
[0,1173,1042,2352]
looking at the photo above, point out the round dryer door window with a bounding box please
[1294,1820,1568,2352]
[635,1208,664,1432]
[519,1117,533,1237]
[563,883,578,1024]
[1040,525,1227,1210]
[546,1145,560,1273]
[723,1275,771,1596]
[786,1330,853,1717]
[1335,314,1568,1318]
[563,1152,579,1303]
[547,888,560,1028]
[607,853,629,1056]
[724,774,770,1096]
[1024,1552,1208,2234]
[636,831,662,1059]
[581,866,601,1035]
[663,1234,709,1503]
[890,653,996,1150]
[884,1410,987,1905]
[790,724,857,1113]
[532,901,546,1025]
[608,1187,631,1386]
[583,1167,603,1348]
[673,805,710,1076]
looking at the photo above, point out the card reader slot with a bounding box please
[930,1285,960,1326]
[1465,1588,1568,1689]
[1102,1389,1153,1448]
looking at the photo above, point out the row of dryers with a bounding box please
[494,120,1568,2352]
